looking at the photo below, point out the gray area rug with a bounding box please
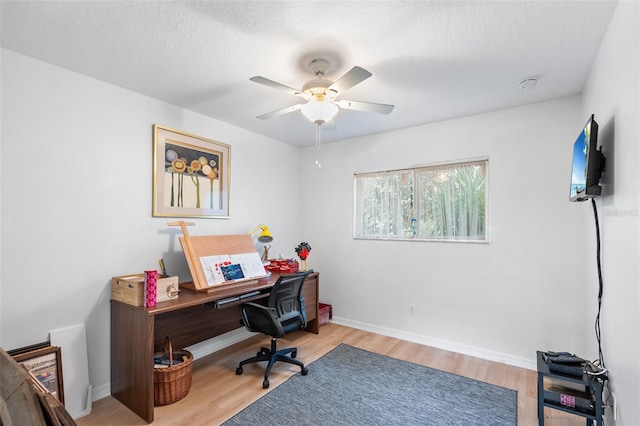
[223,343,517,425]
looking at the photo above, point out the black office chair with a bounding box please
[236,272,311,388]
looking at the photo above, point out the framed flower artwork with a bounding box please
[153,125,230,218]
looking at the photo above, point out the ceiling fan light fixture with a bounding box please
[250,59,393,139]
[302,78,333,96]
[301,99,339,125]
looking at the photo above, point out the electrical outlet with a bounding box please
[612,392,617,421]
[409,304,416,316]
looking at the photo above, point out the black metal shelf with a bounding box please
[537,351,606,426]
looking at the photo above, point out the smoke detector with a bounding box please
[519,77,538,90]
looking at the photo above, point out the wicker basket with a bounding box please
[153,337,193,406]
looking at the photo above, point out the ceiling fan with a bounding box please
[250,58,394,148]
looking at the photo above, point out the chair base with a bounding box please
[236,337,308,388]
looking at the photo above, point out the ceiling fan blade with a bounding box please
[327,66,372,95]
[250,76,306,98]
[256,103,303,120]
[337,100,394,115]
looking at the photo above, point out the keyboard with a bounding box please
[215,290,263,308]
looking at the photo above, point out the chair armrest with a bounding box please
[240,302,285,337]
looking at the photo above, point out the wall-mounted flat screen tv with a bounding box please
[570,114,605,202]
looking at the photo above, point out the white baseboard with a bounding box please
[92,383,111,403]
[94,319,536,403]
[331,316,536,371]
[184,327,254,360]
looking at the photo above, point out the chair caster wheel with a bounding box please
[236,367,243,375]
[301,367,309,376]
[257,351,264,357]
[262,379,270,389]
[291,351,297,358]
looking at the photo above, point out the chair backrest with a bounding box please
[269,272,311,325]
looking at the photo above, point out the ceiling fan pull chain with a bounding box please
[315,123,322,150]
[315,124,322,169]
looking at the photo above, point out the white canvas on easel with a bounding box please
[199,251,267,286]
[50,324,92,419]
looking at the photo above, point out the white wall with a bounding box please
[301,96,591,367]
[582,1,640,424]
[0,48,304,400]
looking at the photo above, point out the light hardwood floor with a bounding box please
[77,323,584,425]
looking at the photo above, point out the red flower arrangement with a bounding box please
[294,242,311,261]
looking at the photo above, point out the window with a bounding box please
[354,158,488,242]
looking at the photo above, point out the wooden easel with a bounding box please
[168,221,266,294]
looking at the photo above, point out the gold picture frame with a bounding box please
[11,345,65,404]
[153,124,231,218]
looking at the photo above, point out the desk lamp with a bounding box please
[249,225,273,262]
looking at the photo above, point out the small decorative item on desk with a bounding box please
[144,270,158,307]
[265,258,298,273]
[295,242,312,272]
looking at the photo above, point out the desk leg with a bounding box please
[537,372,544,426]
[111,301,154,423]
[301,274,320,334]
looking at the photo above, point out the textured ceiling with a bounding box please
[1,1,618,147]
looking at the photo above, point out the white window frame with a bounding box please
[353,158,489,243]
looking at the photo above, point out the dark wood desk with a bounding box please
[110,272,319,423]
